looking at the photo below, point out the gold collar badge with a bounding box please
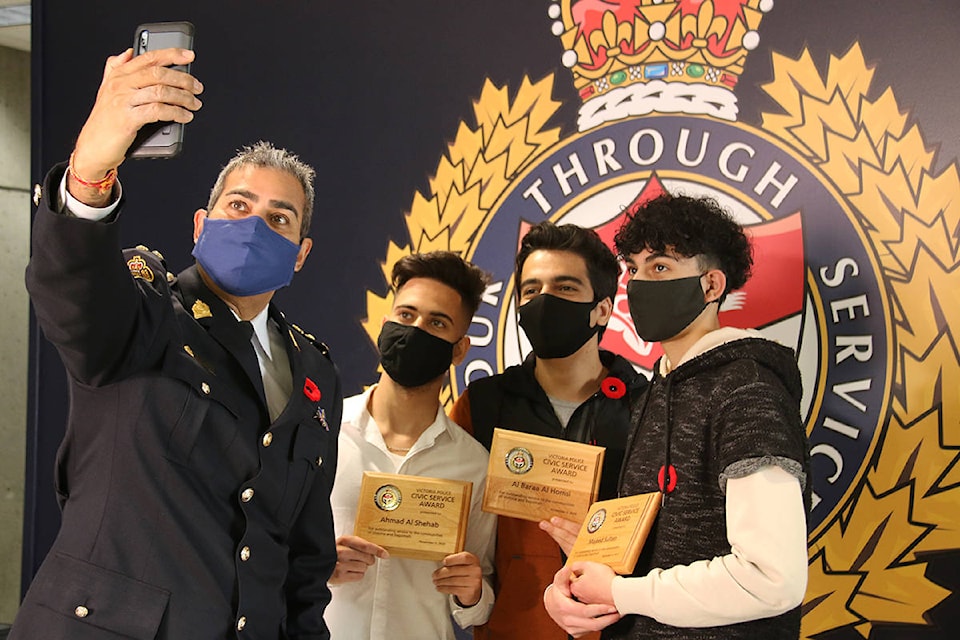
[192,300,213,320]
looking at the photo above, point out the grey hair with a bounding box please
[206,141,316,239]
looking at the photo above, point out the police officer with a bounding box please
[13,47,342,639]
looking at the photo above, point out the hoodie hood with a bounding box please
[663,331,804,406]
[623,332,805,503]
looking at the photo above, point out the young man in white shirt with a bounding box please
[325,252,496,639]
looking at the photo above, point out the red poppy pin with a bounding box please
[658,464,678,493]
[601,376,626,399]
[303,377,321,402]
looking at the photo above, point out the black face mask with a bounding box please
[378,321,456,388]
[626,275,709,342]
[517,293,600,359]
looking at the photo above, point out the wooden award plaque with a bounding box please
[481,428,605,524]
[565,492,661,574]
[353,472,473,561]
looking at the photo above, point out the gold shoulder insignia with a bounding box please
[127,255,154,282]
[33,184,42,207]
[290,323,329,357]
[291,323,317,341]
[315,340,330,358]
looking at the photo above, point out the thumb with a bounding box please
[554,566,574,595]
[443,551,470,566]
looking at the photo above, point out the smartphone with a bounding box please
[128,21,195,159]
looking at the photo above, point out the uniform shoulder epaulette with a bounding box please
[122,244,175,285]
[289,322,332,359]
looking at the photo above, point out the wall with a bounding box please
[0,43,30,623]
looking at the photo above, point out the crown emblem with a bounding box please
[549,0,773,130]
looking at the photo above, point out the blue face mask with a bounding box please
[192,216,302,297]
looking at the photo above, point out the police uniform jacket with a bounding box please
[13,165,342,640]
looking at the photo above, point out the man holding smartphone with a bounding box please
[12,46,342,639]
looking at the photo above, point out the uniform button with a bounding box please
[240,546,251,561]
[237,616,247,631]
[262,432,273,447]
[241,488,254,502]
[167,272,175,283]
[201,382,211,395]
[74,605,89,618]
[316,456,323,466]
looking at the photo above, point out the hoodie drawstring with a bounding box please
[617,372,677,507]
[660,375,675,507]
[618,375,655,497]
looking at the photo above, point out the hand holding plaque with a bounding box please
[565,492,660,574]
[353,472,473,561]
[482,428,605,524]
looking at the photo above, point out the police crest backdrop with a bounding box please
[26,1,960,638]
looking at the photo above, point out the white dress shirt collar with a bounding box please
[353,384,449,458]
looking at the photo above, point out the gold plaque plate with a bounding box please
[354,471,473,562]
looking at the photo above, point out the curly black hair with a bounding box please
[614,194,753,295]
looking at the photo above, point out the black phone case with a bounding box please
[128,21,195,159]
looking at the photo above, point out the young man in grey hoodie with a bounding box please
[545,194,810,640]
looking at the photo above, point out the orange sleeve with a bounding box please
[448,388,474,436]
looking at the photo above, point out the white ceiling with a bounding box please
[0,1,30,51]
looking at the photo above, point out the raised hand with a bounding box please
[69,47,203,205]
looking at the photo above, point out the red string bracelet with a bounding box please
[67,151,118,194]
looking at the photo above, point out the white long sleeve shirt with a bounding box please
[610,327,808,627]
[611,465,808,626]
[326,386,496,639]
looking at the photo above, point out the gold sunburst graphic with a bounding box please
[361,75,564,407]
[765,43,960,637]
[364,44,960,636]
